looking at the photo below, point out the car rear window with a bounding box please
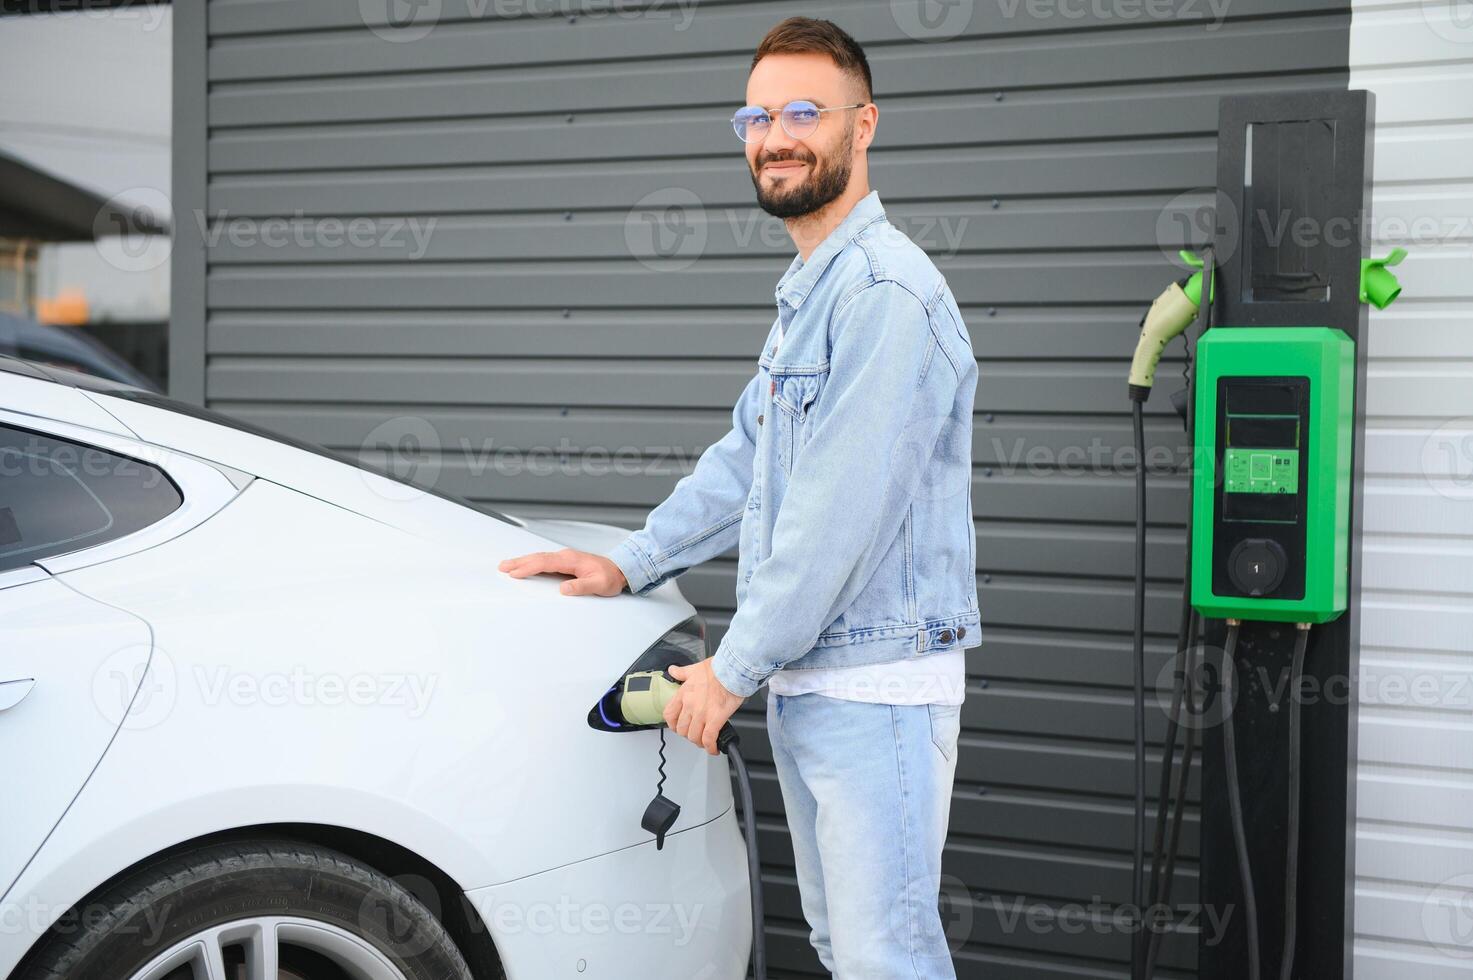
[0,422,184,572]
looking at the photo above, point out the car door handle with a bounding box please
[0,678,35,711]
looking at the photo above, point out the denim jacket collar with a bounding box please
[774,190,888,312]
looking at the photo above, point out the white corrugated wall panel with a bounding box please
[1351,1,1473,973]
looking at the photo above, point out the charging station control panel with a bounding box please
[1191,327,1354,623]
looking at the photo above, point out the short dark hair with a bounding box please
[750,17,873,103]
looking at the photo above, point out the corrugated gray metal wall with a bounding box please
[1348,6,1473,977]
[173,2,1353,975]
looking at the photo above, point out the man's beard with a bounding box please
[750,125,853,219]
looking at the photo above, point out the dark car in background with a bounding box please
[0,312,160,393]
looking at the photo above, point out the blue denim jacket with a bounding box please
[606,190,980,698]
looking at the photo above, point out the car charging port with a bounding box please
[586,615,705,732]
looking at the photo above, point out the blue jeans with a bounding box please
[767,691,962,978]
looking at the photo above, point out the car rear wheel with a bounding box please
[17,840,477,980]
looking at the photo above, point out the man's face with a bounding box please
[743,52,867,219]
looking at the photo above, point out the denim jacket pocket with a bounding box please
[770,372,820,473]
[771,372,819,419]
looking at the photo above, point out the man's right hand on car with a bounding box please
[498,547,629,596]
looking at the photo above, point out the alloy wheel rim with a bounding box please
[124,915,411,980]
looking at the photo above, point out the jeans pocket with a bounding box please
[928,702,961,763]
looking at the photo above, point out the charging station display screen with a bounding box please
[1211,375,1312,602]
[1220,380,1307,524]
[1225,448,1300,494]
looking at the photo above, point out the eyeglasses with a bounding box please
[731,100,868,143]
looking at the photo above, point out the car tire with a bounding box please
[15,839,478,980]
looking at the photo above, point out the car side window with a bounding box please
[0,423,183,573]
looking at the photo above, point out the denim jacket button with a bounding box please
[757,414,763,425]
[938,628,954,644]
[957,626,966,639]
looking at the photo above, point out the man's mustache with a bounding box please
[756,152,816,168]
[760,155,818,173]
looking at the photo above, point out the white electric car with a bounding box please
[0,356,750,980]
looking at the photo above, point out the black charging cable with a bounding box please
[1148,618,1309,980]
[1134,243,1214,979]
[1279,624,1311,980]
[1129,394,1148,980]
[1220,621,1262,980]
[1137,621,1196,972]
[1143,614,1198,978]
[1131,241,1310,980]
[717,725,767,980]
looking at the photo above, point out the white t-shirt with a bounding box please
[759,319,968,706]
[766,650,968,705]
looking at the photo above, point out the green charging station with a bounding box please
[1123,90,1413,980]
[1190,327,1355,623]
